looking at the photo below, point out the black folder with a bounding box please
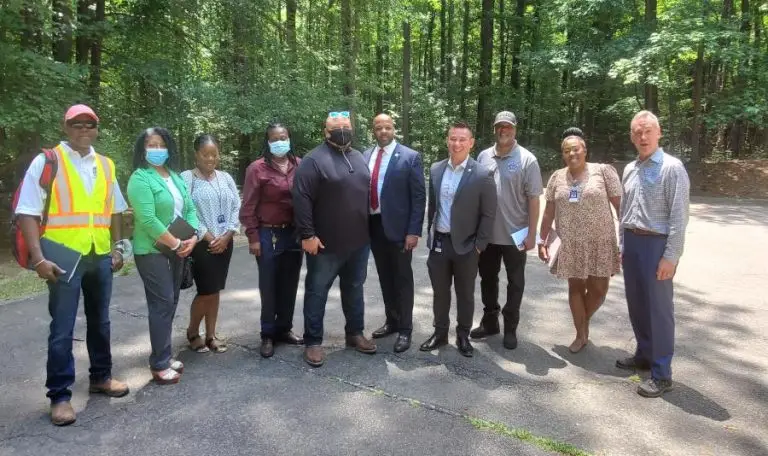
[154,216,196,257]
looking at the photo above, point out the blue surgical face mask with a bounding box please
[269,140,291,157]
[146,148,169,166]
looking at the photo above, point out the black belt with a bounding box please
[435,231,450,237]
[625,228,666,237]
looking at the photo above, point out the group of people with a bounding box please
[15,103,689,427]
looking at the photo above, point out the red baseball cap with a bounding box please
[64,104,99,123]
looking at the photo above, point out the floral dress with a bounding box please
[545,163,621,279]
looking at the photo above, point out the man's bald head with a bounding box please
[373,113,395,147]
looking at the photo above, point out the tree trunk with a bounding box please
[440,0,446,84]
[446,0,455,88]
[20,1,43,52]
[510,0,525,90]
[341,0,355,103]
[89,0,104,105]
[476,0,494,142]
[691,41,705,163]
[643,0,659,113]
[375,4,386,113]
[459,0,470,119]
[426,9,436,89]
[729,0,750,157]
[76,0,92,65]
[498,0,506,86]
[52,0,73,63]
[286,0,297,59]
[402,21,412,145]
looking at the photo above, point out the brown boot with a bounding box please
[345,334,377,354]
[89,378,130,398]
[50,401,76,426]
[304,346,325,367]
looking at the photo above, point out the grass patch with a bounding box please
[117,260,135,276]
[628,374,641,383]
[468,417,593,456]
[0,269,47,301]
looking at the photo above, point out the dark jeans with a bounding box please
[369,215,414,334]
[135,253,183,371]
[46,253,113,404]
[303,245,370,346]
[478,243,528,332]
[427,232,479,337]
[623,230,675,381]
[256,226,303,337]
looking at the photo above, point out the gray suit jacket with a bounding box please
[426,157,497,255]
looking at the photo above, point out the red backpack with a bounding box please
[10,149,58,269]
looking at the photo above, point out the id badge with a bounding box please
[568,186,579,203]
[433,238,443,253]
[217,214,226,224]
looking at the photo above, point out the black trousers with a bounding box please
[427,232,479,337]
[478,243,527,332]
[369,215,415,334]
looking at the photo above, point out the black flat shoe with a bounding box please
[276,331,304,345]
[456,336,474,357]
[419,333,448,351]
[393,333,411,353]
[372,323,397,339]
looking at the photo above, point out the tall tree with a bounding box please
[459,0,470,119]
[52,0,73,63]
[341,0,355,103]
[402,20,411,144]
[476,0,494,141]
[510,0,525,90]
[643,0,659,113]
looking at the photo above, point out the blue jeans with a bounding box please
[303,245,370,346]
[623,230,675,381]
[256,227,303,337]
[46,253,113,404]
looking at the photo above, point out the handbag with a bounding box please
[179,173,197,290]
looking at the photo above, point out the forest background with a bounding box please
[1,0,767,195]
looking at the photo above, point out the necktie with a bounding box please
[370,148,385,210]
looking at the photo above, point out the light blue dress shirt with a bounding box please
[368,140,397,214]
[436,156,469,233]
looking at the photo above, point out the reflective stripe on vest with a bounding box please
[43,145,115,255]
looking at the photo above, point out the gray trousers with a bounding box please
[427,232,480,337]
[135,253,183,371]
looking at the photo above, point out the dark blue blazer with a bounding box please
[363,143,426,243]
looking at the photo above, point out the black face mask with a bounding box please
[327,127,353,149]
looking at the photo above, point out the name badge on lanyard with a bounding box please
[217,214,226,225]
[569,185,579,203]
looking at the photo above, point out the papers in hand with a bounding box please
[546,231,561,269]
[39,238,82,283]
[511,227,529,251]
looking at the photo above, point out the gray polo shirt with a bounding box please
[477,143,543,245]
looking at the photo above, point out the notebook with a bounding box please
[511,227,529,251]
[546,230,562,268]
[154,216,197,257]
[38,238,82,283]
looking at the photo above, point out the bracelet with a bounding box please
[32,258,46,268]
[171,239,182,251]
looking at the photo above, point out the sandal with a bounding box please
[187,332,209,353]
[151,368,181,385]
[206,336,228,353]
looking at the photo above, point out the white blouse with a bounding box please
[181,169,241,239]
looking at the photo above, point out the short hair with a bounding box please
[447,120,474,137]
[631,110,660,129]
[193,134,219,153]
[133,127,179,171]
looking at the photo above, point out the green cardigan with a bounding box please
[126,167,199,255]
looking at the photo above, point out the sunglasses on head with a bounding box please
[329,111,350,119]
[67,120,98,130]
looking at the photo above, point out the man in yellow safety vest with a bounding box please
[15,104,130,426]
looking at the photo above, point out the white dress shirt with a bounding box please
[14,141,128,217]
[436,156,469,233]
[368,140,397,214]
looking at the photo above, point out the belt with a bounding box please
[261,223,292,229]
[435,231,451,237]
[626,228,666,237]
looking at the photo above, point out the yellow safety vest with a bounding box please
[42,144,115,255]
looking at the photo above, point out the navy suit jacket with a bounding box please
[364,143,426,243]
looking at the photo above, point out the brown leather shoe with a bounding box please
[89,378,130,398]
[304,346,325,367]
[345,334,377,354]
[51,401,76,426]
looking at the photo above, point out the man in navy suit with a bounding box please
[364,114,426,353]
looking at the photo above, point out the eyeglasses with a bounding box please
[67,121,98,130]
[329,111,350,118]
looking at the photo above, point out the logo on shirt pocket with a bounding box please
[506,159,522,174]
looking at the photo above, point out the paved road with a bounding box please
[1,196,767,456]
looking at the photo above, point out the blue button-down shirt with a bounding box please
[436,156,469,233]
[619,148,690,263]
